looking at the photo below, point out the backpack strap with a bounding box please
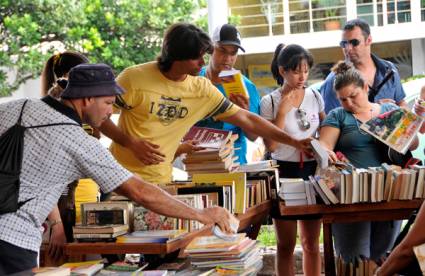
[17,100,29,125]
[26,122,80,129]
[270,93,275,115]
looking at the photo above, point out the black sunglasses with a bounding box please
[339,39,361,48]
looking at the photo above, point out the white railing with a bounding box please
[228,0,421,38]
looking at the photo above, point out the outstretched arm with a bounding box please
[377,202,425,276]
[114,176,238,233]
[98,118,165,165]
[220,109,312,153]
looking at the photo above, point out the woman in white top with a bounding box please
[260,44,326,276]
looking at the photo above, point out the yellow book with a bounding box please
[219,69,249,98]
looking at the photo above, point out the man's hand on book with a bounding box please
[229,94,249,110]
[176,140,205,156]
[129,138,165,165]
[293,137,313,155]
[198,206,239,234]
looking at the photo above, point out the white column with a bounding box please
[412,38,425,75]
[346,0,357,20]
[283,0,290,34]
[373,0,378,26]
[207,0,228,36]
[382,0,388,25]
[411,0,421,23]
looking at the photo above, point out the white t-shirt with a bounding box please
[260,87,324,162]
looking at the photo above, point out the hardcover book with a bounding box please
[182,126,232,150]
[360,108,423,154]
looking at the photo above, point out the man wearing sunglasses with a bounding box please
[320,18,407,114]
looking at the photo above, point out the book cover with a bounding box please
[360,108,423,154]
[133,206,177,231]
[182,126,232,150]
[32,267,70,276]
[218,69,249,98]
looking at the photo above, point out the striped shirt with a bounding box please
[0,97,132,252]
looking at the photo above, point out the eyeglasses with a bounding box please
[339,39,361,48]
[296,108,310,130]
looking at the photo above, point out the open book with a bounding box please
[183,126,232,150]
[360,108,423,154]
[218,69,249,98]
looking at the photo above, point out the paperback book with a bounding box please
[218,69,249,98]
[360,108,423,154]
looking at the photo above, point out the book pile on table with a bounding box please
[72,201,132,241]
[336,255,378,276]
[182,126,239,175]
[184,233,263,275]
[116,229,187,244]
[281,163,425,207]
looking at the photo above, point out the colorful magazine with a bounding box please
[360,108,423,154]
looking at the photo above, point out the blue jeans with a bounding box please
[332,220,402,262]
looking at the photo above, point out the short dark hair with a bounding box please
[157,23,213,72]
[343,18,370,39]
[270,44,314,86]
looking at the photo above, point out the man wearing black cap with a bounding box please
[196,24,260,165]
[0,63,237,274]
[99,22,312,186]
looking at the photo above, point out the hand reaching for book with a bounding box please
[199,206,239,234]
[176,140,205,157]
[293,137,313,155]
[229,94,249,110]
[129,138,165,165]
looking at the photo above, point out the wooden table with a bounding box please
[64,200,271,260]
[279,200,423,276]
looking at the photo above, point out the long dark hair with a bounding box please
[332,61,365,92]
[157,23,213,72]
[41,51,89,97]
[270,44,314,86]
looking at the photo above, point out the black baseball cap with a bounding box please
[61,63,124,99]
[212,24,245,52]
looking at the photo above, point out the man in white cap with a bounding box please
[0,63,237,274]
[196,24,260,165]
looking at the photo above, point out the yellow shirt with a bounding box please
[111,62,240,184]
[74,178,99,223]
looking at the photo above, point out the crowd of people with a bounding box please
[0,17,424,276]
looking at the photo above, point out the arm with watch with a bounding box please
[47,205,66,260]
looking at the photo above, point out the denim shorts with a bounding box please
[332,220,402,261]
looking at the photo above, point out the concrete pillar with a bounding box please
[346,0,357,21]
[412,38,425,75]
[411,0,421,23]
[207,0,228,36]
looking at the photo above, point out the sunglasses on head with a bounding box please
[339,39,361,48]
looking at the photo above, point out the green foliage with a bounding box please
[402,74,425,83]
[0,0,207,97]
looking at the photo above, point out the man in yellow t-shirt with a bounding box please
[99,23,312,185]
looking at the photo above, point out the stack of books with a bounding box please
[73,224,129,241]
[73,201,132,241]
[182,126,238,175]
[184,234,263,275]
[279,178,316,206]
[116,229,187,244]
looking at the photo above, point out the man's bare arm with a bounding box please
[220,109,312,153]
[114,176,237,233]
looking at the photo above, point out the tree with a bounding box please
[0,0,207,97]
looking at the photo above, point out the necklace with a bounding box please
[353,105,375,136]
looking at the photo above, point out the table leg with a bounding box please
[323,222,336,276]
